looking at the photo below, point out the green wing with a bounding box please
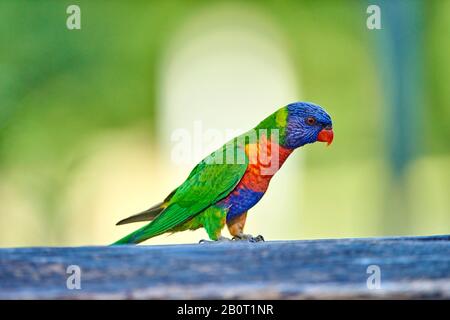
[113,145,248,245]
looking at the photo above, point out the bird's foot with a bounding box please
[199,236,231,244]
[232,233,265,243]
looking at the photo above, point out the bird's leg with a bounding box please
[227,212,265,243]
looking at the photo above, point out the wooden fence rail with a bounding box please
[1,235,449,299]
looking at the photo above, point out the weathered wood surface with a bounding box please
[1,235,450,299]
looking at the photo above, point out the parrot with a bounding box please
[113,101,333,245]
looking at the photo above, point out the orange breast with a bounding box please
[238,136,293,193]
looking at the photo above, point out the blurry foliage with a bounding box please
[425,0,450,154]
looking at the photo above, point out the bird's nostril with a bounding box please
[324,124,332,130]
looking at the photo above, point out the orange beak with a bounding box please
[317,128,334,146]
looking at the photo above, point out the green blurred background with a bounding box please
[0,0,448,247]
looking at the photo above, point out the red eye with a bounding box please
[306,117,316,125]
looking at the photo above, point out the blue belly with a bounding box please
[219,188,265,222]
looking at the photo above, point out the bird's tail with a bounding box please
[111,224,150,245]
[115,203,165,226]
[112,203,190,245]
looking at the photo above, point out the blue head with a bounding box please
[284,102,333,149]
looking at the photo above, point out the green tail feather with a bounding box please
[112,204,193,245]
[111,224,152,245]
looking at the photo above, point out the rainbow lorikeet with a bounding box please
[113,102,333,244]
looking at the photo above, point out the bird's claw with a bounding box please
[251,235,265,242]
[199,234,265,244]
[232,234,265,243]
[199,236,231,244]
